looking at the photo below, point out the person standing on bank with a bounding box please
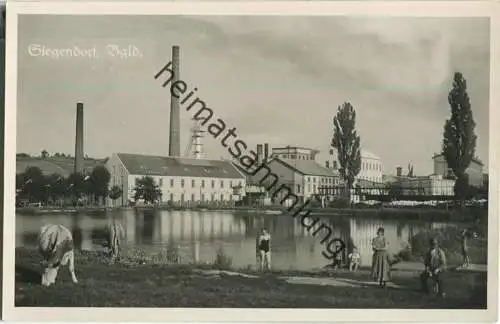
[257,228,271,271]
[371,227,391,288]
[460,229,471,269]
[420,237,447,297]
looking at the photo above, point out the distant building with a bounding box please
[432,154,484,188]
[240,146,341,204]
[264,158,341,203]
[383,166,455,198]
[105,153,246,206]
[263,146,341,202]
[329,149,383,183]
[397,174,455,196]
[271,146,320,161]
[357,151,383,183]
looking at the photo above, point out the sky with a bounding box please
[16,15,490,176]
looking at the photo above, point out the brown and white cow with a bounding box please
[38,224,78,286]
[104,220,125,262]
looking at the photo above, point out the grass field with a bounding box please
[15,248,486,308]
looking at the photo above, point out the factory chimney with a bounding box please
[264,143,269,162]
[256,144,263,164]
[169,45,181,157]
[74,102,84,175]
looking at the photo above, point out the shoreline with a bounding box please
[15,205,486,221]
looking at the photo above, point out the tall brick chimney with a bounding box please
[256,144,263,163]
[169,45,181,157]
[74,102,84,174]
[264,143,269,162]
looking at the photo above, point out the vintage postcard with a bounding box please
[3,1,499,322]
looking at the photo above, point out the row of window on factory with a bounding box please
[305,176,339,184]
[134,177,244,189]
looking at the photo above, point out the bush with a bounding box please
[121,246,149,265]
[309,199,323,208]
[213,247,232,270]
[328,196,350,208]
[166,244,181,264]
[391,243,412,264]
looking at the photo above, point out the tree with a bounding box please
[67,172,86,203]
[442,72,477,202]
[331,102,362,200]
[89,165,111,205]
[109,185,123,206]
[45,173,66,205]
[41,150,49,159]
[18,167,46,203]
[133,176,162,204]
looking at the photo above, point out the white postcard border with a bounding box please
[3,1,499,322]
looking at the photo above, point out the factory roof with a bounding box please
[115,153,246,179]
[16,156,104,177]
[272,146,321,153]
[272,158,339,177]
[361,150,380,160]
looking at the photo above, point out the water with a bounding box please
[16,209,452,270]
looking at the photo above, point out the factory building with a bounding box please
[105,153,247,206]
[241,145,340,205]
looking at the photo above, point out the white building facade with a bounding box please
[329,149,383,183]
[105,153,246,206]
[357,151,383,183]
[271,146,320,161]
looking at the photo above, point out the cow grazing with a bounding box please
[104,220,125,261]
[38,224,78,286]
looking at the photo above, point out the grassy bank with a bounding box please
[15,248,486,308]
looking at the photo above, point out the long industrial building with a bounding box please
[105,153,246,206]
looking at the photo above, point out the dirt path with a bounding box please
[193,262,487,289]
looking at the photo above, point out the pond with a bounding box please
[16,209,452,270]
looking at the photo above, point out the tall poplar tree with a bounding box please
[442,72,477,202]
[331,102,362,200]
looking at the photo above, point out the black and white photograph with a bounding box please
[3,1,498,322]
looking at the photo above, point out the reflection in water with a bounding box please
[16,210,450,271]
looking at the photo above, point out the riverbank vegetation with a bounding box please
[410,226,487,265]
[15,247,486,308]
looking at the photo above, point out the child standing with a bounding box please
[332,240,343,270]
[348,247,361,271]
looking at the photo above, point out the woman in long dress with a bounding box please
[371,227,390,288]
